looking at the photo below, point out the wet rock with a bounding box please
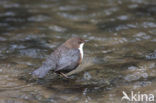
[146,50,156,60]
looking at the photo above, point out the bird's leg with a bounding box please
[60,72,70,78]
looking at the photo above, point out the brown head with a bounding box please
[63,37,86,49]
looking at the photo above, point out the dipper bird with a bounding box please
[32,37,86,78]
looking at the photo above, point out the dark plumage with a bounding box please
[32,37,86,78]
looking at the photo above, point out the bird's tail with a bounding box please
[32,57,56,78]
[32,66,50,78]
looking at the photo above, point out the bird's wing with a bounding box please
[55,48,80,72]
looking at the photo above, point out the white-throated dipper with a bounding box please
[32,37,86,78]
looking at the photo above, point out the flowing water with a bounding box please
[0,0,156,103]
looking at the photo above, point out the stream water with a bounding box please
[0,0,156,103]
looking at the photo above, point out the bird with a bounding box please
[32,37,86,78]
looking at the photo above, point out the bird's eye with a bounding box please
[78,41,82,44]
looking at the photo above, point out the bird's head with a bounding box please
[64,37,86,49]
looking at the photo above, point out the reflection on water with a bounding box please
[0,0,156,103]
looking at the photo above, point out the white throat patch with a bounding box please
[79,43,84,59]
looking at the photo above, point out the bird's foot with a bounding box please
[60,73,71,79]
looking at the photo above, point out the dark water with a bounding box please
[0,0,156,103]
